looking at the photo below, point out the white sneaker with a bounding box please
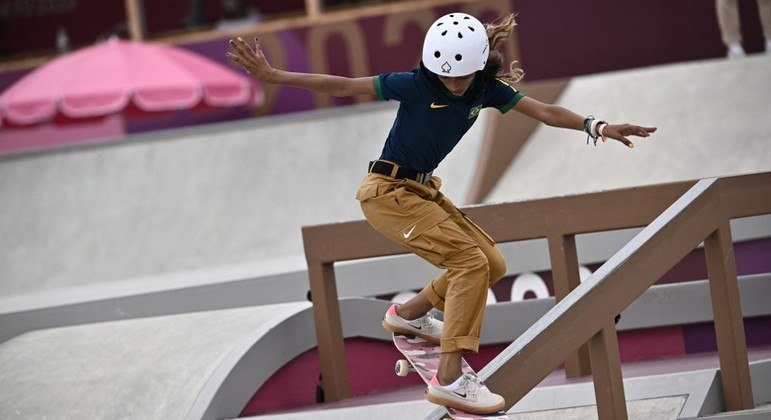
[382,304,442,344]
[727,42,746,60]
[426,373,505,414]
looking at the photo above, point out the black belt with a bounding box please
[368,160,432,184]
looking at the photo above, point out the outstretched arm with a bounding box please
[227,36,376,97]
[513,96,656,148]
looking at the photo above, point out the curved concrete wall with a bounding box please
[0,298,392,420]
[0,302,310,420]
[0,101,488,296]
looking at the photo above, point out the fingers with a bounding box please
[617,137,634,149]
[228,36,262,62]
[613,123,659,148]
[253,36,263,57]
[227,55,249,73]
[605,125,635,149]
[632,126,655,137]
[227,36,261,68]
[626,124,657,137]
[236,36,254,56]
[228,37,250,58]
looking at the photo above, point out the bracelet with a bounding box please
[598,123,608,142]
[583,116,595,135]
[583,115,607,146]
[590,119,600,138]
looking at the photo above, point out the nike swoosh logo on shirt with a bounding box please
[403,225,417,239]
[430,102,449,109]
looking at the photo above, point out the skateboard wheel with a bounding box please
[395,359,411,377]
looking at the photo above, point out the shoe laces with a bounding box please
[456,373,479,398]
[410,312,440,332]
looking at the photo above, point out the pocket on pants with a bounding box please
[405,220,479,266]
[399,210,450,243]
[355,183,379,202]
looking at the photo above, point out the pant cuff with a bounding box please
[440,336,480,354]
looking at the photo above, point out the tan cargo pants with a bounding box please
[716,0,771,44]
[356,172,506,353]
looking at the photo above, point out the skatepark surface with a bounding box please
[245,347,771,420]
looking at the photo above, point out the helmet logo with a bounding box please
[441,62,452,74]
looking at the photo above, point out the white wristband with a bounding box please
[589,118,600,137]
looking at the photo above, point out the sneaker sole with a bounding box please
[382,320,441,345]
[425,390,505,415]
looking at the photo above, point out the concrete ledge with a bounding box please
[1,221,768,344]
[1,267,769,346]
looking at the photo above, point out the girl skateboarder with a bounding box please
[228,12,655,414]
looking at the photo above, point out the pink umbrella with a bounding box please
[0,38,263,127]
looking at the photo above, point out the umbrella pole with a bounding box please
[124,0,147,41]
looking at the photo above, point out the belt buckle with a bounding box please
[418,172,432,185]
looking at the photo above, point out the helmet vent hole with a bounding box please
[437,22,444,26]
[453,21,459,25]
[457,33,463,39]
[468,26,475,31]
[441,30,447,36]
[464,16,470,19]
[455,54,462,61]
[449,14,455,17]
[434,51,441,58]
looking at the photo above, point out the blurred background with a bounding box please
[0,1,770,419]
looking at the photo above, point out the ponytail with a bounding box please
[481,14,524,84]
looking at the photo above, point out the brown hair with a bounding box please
[482,14,524,84]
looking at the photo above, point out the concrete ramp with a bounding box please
[488,56,771,203]
[0,298,400,420]
[0,302,310,420]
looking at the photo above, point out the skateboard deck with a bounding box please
[391,332,508,419]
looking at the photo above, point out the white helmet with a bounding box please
[422,13,489,77]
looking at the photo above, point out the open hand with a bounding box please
[602,124,657,148]
[226,36,274,82]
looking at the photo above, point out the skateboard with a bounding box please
[391,332,508,419]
